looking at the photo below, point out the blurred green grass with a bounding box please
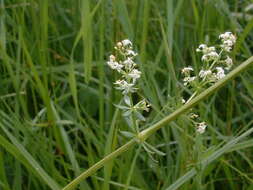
[0,0,253,190]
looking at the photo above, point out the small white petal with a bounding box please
[181,67,194,74]
[215,67,226,80]
[128,69,141,80]
[199,70,212,78]
[196,122,207,134]
[122,39,132,47]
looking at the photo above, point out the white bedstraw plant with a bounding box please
[107,39,165,160]
[181,32,236,134]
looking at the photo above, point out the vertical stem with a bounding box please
[194,134,203,189]
[123,145,141,190]
[128,95,138,133]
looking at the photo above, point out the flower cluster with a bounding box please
[107,39,141,94]
[196,45,219,62]
[107,39,150,132]
[181,66,196,86]
[187,111,207,134]
[196,122,207,134]
[182,32,236,87]
[219,32,236,52]
[181,32,236,134]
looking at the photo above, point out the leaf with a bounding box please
[123,110,132,117]
[114,104,129,110]
[144,142,166,156]
[124,117,135,132]
[134,111,146,121]
[124,95,131,106]
[0,124,61,190]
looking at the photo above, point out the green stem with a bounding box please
[209,49,223,70]
[62,139,136,190]
[62,56,253,190]
[129,94,138,133]
[123,145,141,190]
[186,91,198,104]
[194,134,203,189]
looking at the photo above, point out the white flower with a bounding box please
[219,32,236,43]
[123,57,134,65]
[196,44,219,62]
[183,76,196,86]
[181,67,194,75]
[199,69,212,78]
[128,69,141,81]
[224,56,233,70]
[215,67,225,80]
[126,50,137,57]
[114,80,136,94]
[123,57,135,69]
[116,42,123,48]
[203,46,216,54]
[109,55,116,61]
[201,51,219,62]
[220,44,232,52]
[107,59,124,72]
[223,40,234,47]
[181,98,186,104]
[196,122,207,134]
[196,44,216,54]
[196,44,207,52]
[122,39,132,47]
[219,32,236,52]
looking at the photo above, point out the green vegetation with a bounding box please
[1,0,253,190]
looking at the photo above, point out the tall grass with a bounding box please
[0,0,253,190]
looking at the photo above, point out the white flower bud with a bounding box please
[224,56,233,70]
[215,67,225,80]
[114,80,136,94]
[128,69,141,82]
[199,69,212,78]
[122,39,132,47]
[196,122,207,134]
[181,67,194,75]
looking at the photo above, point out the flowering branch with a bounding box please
[181,32,237,134]
[107,39,150,134]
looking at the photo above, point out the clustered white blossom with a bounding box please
[196,122,207,134]
[107,39,140,94]
[219,32,236,52]
[196,45,219,62]
[107,39,150,132]
[181,32,236,88]
[181,32,236,134]
[181,67,196,86]
[199,69,212,79]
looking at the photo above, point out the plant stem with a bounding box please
[123,145,141,190]
[62,56,253,190]
[62,139,136,190]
